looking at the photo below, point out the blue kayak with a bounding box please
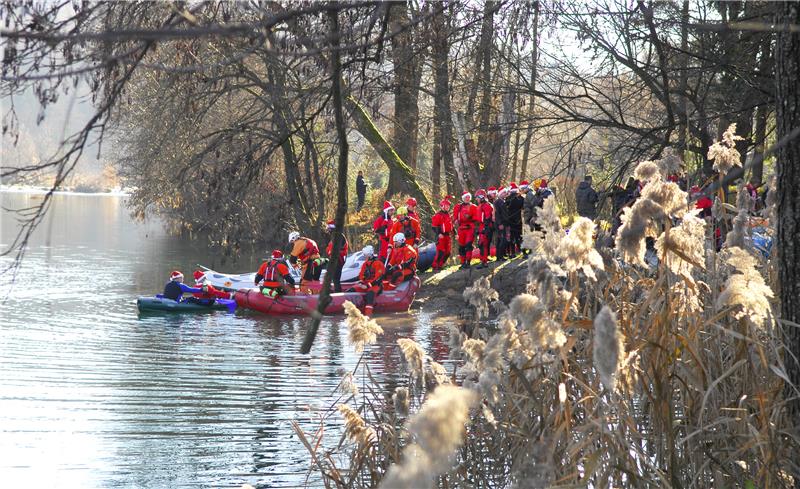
[137,295,237,313]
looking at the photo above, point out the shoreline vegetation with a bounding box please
[290,154,796,489]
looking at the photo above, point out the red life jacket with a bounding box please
[297,239,319,262]
[456,203,477,228]
[263,258,290,288]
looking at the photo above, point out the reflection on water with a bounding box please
[0,192,452,488]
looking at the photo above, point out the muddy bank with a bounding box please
[413,256,529,315]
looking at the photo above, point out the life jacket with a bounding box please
[432,210,453,234]
[389,244,418,270]
[163,281,183,301]
[296,238,320,262]
[359,258,385,284]
[400,217,417,242]
[479,202,494,228]
[262,258,290,288]
[456,203,477,228]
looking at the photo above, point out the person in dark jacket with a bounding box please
[356,171,367,211]
[575,175,599,220]
[530,179,554,231]
[493,187,511,260]
[611,177,638,236]
[507,183,525,256]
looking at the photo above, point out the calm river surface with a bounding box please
[0,191,452,488]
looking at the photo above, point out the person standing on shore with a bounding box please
[575,175,599,220]
[356,171,367,211]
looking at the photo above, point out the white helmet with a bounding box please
[288,231,300,243]
[362,245,374,257]
[393,232,406,245]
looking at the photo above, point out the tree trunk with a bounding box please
[751,104,768,186]
[388,1,422,195]
[519,1,540,184]
[775,0,800,427]
[432,124,441,198]
[676,0,690,157]
[475,0,496,169]
[302,8,349,355]
[432,1,456,197]
[345,96,433,225]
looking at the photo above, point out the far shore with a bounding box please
[0,184,130,197]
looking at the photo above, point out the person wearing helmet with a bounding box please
[162,270,207,302]
[256,250,296,298]
[405,197,419,221]
[373,201,395,261]
[349,245,385,316]
[390,206,422,247]
[494,187,511,260]
[452,190,480,269]
[431,197,454,271]
[325,220,349,292]
[385,232,418,288]
[288,232,324,283]
[475,189,494,268]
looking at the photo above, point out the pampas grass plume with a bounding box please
[343,300,383,352]
[593,306,624,392]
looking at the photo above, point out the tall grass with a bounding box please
[293,135,797,488]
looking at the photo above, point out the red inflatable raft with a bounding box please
[234,277,420,316]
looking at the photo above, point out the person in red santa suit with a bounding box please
[405,197,420,221]
[372,200,395,261]
[452,190,480,269]
[430,197,454,271]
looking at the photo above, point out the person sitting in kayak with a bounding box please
[256,250,296,298]
[189,270,232,303]
[288,232,326,283]
[348,245,385,317]
[390,206,422,247]
[325,220,349,292]
[163,270,207,302]
[384,232,418,289]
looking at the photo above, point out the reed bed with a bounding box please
[293,135,798,488]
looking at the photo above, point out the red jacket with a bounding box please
[453,202,480,230]
[391,216,422,245]
[477,202,494,231]
[388,244,418,271]
[358,258,386,287]
[326,234,349,262]
[373,213,394,242]
[431,210,454,235]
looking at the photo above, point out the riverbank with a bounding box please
[414,255,529,315]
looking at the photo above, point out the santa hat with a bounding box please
[193,270,205,282]
[520,180,530,189]
[539,178,548,188]
[383,201,395,212]
[439,198,452,208]
[170,270,184,281]
[475,189,487,198]
[461,190,472,201]
[326,219,336,230]
[487,186,497,195]
[509,182,519,193]
[406,197,417,207]
[498,187,509,197]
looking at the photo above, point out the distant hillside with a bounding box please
[1,83,109,179]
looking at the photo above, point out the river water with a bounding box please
[0,191,452,488]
